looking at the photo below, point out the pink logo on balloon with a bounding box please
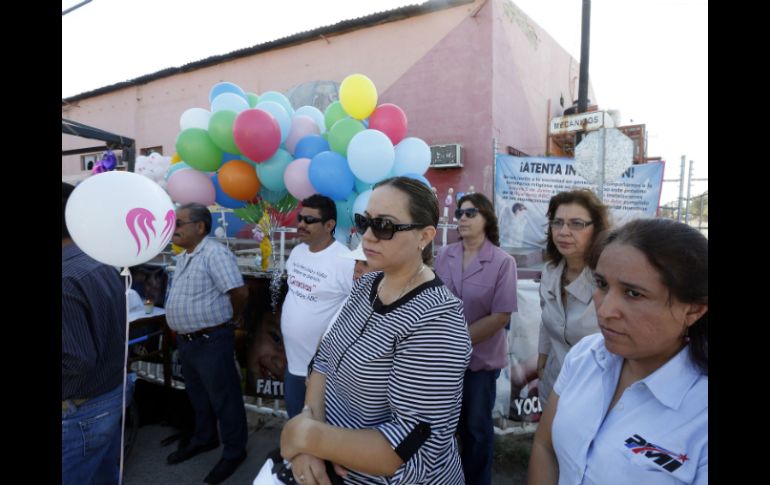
[126,208,176,256]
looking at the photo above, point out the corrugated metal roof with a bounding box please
[63,0,473,103]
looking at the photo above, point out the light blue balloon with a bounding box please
[212,174,247,209]
[209,82,247,104]
[402,172,432,190]
[393,137,431,176]
[211,92,249,113]
[354,177,373,194]
[256,148,293,191]
[295,106,326,134]
[309,151,355,201]
[294,135,330,160]
[256,101,291,143]
[166,162,192,180]
[347,129,395,184]
[334,191,358,227]
[334,224,352,245]
[259,91,294,116]
[353,189,373,217]
[259,186,289,204]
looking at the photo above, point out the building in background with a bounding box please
[62,0,596,210]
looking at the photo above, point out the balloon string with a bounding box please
[118,267,132,485]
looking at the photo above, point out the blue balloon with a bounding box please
[221,152,241,164]
[309,151,355,201]
[294,135,330,160]
[209,82,247,104]
[402,172,432,190]
[212,174,247,209]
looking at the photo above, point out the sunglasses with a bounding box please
[454,208,479,219]
[175,219,197,228]
[354,213,428,241]
[297,214,324,224]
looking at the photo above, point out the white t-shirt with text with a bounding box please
[281,241,354,376]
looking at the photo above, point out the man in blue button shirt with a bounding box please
[62,182,134,485]
[165,203,250,484]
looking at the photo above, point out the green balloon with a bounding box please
[328,118,365,157]
[246,92,259,108]
[175,128,224,172]
[208,110,241,155]
[324,101,347,131]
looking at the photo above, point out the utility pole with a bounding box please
[62,0,92,16]
[575,0,591,145]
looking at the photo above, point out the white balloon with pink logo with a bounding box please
[65,171,176,268]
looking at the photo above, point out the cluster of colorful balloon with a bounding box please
[166,74,433,235]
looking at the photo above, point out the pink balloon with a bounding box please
[233,109,281,162]
[285,115,321,155]
[167,169,216,205]
[283,158,317,200]
[368,103,408,145]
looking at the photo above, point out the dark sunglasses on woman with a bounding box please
[454,208,479,219]
[354,213,428,241]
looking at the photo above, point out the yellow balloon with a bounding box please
[339,74,378,120]
[170,152,182,165]
[171,243,184,254]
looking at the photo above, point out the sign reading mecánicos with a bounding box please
[549,111,613,135]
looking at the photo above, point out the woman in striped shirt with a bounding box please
[281,177,472,484]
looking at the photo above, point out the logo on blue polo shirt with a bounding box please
[624,434,689,472]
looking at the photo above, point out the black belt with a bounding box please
[179,322,231,342]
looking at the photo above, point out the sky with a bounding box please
[62,0,707,204]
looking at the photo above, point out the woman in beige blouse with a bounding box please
[537,189,609,406]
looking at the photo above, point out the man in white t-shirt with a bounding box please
[280,194,354,417]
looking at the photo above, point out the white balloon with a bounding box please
[179,107,212,131]
[211,92,250,113]
[393,137,431,176]
[65,171,176,268]
[295,106,326,134]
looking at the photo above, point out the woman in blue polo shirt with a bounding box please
[528,218,708,484]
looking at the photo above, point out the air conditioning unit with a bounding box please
[430,144,463,168]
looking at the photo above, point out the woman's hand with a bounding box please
[289,453,331,485]
[280,412,316,461]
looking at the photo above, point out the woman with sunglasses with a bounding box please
[280,177,471,485]
[434,192,518,485]
[536,189,610,408]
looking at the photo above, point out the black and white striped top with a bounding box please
[314,271,471,484]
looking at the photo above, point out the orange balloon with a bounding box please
[170,152,182,164]
[218,160,261,200]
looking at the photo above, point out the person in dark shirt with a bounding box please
[61,182,134,485]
